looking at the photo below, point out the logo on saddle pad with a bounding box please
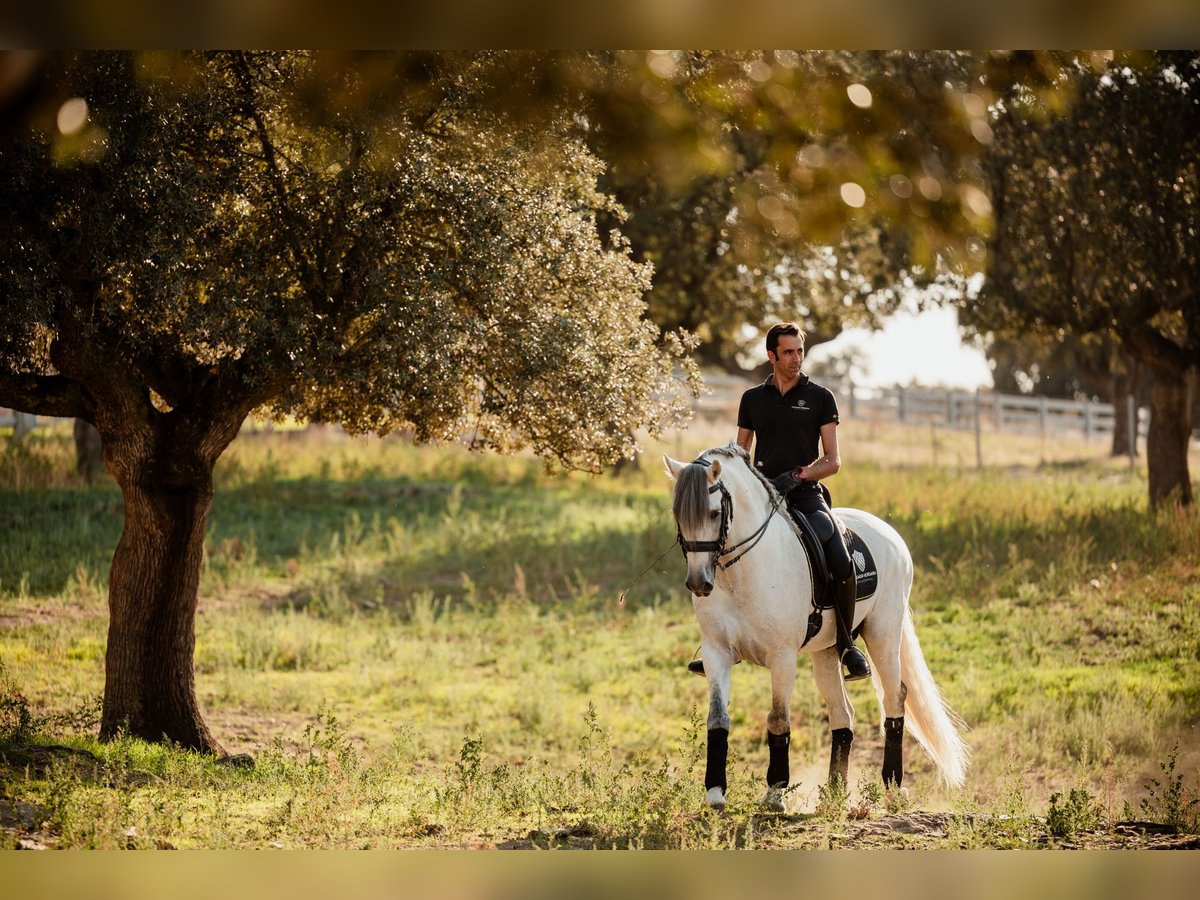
[847,530,878,600]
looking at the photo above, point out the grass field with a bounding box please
[1,419,1198,848]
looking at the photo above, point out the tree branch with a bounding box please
[228,52,318,297]
[0,372,91,420]
[1125,323,1195,378]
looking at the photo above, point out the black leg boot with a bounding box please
[834,573,871,681]
[766,730,790,789]
[829,727,853,789]
[882,716,904,788]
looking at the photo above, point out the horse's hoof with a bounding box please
[760,787,785,812]
[705,787,726,811]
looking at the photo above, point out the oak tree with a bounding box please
[576,51,1003,369]
[0,52,694,752]
[974,52,1199,505]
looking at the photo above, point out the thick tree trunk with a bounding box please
[1110,371,1135,458]
[1146,375,1194,508]
[100,448,223,754]
[1108,356,1149,458]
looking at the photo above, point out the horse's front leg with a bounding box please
[762,652,797,811]
[701,644,734,811]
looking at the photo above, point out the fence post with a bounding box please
[1083,397,1093,442]
[948,390,957,429]
[13,412,35,442]
[1039,395,1048,439]
[1127,394,1136,469]
[898,386,907,424]
[974,388,983,469]
[848,379,857,418]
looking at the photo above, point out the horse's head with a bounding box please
[664,446,767,597]
[664,452,724,596]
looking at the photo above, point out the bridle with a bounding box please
[676,457,784,571]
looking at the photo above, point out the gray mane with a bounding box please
[672,459,713,534]
[672,443,804,543]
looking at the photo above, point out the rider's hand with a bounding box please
[770,467,804,495]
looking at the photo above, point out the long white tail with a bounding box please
[891,609,970,788]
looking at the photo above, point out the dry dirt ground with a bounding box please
[505,813,1200,851]
[3,743,1199,850]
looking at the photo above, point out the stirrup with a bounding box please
[841,647,871,681]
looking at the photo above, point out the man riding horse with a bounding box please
[690,321,871,682]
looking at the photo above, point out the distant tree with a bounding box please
[568,51,1032,369]
[983,333,1148,457]
[971,52,1199,506]
[0,52,695,753]
[73,418,103,482]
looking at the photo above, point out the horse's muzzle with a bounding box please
[687,575,714,597]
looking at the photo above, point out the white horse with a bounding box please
[664,444,968,811]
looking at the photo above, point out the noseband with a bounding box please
[676,457,782,571]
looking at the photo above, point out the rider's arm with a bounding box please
[736,427,754,454]
[800,422,842,482]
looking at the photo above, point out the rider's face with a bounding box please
[768,334,804,380]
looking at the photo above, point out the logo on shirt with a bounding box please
[792,399,809,410]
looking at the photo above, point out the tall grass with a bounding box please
[1,421,1197,847]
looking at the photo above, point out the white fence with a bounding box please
[694,376,1153,447]
[0,409,38,440]
[1,380,1179,451]
[838,382,1147,442]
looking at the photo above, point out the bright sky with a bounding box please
[806,305,994,390]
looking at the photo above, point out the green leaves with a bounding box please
[1,52,695,467]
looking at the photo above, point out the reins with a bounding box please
[616,539,682,609]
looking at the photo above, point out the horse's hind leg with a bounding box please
[862,617,907,788]
[762,652,797,811]
[812,646,854,789]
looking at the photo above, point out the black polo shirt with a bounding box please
[737,374,839,480]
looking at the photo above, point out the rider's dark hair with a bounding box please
[766,322,806,356]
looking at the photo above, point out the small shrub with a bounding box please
[434,733,486,811]
[815,777,848,822]
[884,784,914,815]
[848,773,883,820]
[1140,745,1200,833]
[0,682,35,742]
[1046,787,1103,838]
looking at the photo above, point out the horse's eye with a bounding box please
[710,510,720,519]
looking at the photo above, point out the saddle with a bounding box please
[787,498,879,648]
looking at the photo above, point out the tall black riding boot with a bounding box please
[834,573,871,681]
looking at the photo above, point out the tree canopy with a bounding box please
[0,51,696,470]
[970,51,1199,504]
[569,50,1003,368]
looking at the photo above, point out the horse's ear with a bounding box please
[709,459,722,480]
[663,454,686,481]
